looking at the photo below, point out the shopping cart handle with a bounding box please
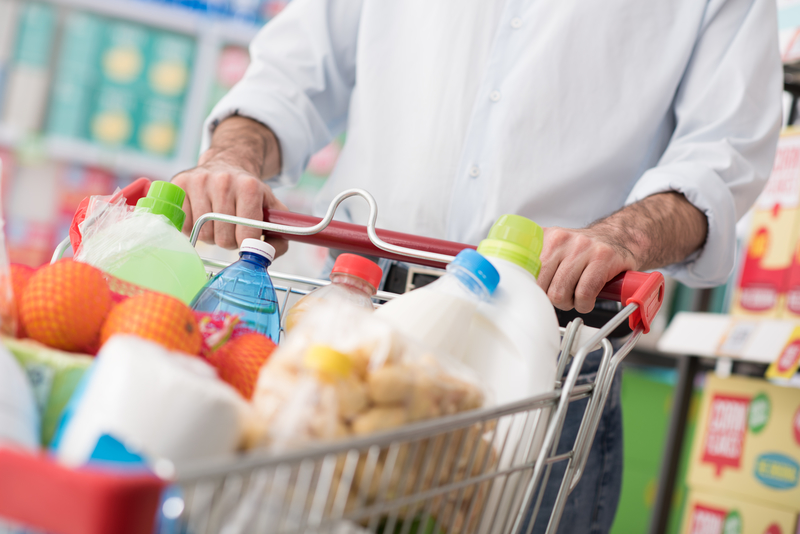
[597,271,665,334]
[0,448,165,534]
[262,209,473,269]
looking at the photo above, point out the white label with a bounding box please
[718,321,757,357]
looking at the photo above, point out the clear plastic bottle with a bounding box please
[284,254,382,332]
[376,249,499,360]
[190,239,280,343]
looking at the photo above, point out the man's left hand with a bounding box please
[537,191,708,313]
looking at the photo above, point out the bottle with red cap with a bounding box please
[285,254,382,332]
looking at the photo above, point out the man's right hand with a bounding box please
[172,116,289,256]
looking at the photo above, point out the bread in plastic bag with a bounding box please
[248,302,495,533]
[251,301,485,449]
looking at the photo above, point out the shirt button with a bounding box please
[489,90,501,102]
[469,165,481,177]
[511,17,522,29]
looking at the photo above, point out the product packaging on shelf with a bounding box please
[46,12,104,139]
[680,489,797,534]
[732,130,800,318]
[1,1,55,133]
[687,374,800,513]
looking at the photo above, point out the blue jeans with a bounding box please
[524,350,624,534]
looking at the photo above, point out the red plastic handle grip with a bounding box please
[0,448,165,534]
[597,271,665,334]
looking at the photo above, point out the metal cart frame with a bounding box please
[0,188,664,534]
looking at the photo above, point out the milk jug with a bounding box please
[376,248,499,360]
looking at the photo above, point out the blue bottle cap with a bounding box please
[451,249,500,295]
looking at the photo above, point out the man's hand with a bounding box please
[172,116,289,256]
[538,192,708,313]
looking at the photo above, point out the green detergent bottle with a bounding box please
[77,181,208,304]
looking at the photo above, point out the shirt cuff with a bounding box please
[201,86,317,187]
[626,163,737,288]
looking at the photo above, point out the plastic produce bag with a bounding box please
[0,158,16,337]
[246,302,495,532]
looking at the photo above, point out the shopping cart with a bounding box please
[0,188,664,534]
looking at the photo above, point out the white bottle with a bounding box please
[0,344,39,450]
[376,249,499,361]
[465,214,560,405]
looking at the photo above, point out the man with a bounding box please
[174,0,782,530]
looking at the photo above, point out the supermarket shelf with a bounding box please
[44,0,261,46]
[657,311,796,365]
[0,124,191,180]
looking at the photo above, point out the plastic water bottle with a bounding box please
[190,239,281,342]
[284,253,382,331]
[376,248,499,360]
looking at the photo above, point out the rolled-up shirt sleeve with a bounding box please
[202,0,362,186]
[626,0,783,287]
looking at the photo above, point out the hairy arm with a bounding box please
[538,191,708,313]
[172,116,289,253]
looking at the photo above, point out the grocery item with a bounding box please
[56,335,254,467]
[206,331,277,399]
[75,181,209,304]
[466,214,561,405]
[0,344,39,449]
[250,303,490,531]
[680,489,797,534]
[284,253,381,332]
[732,130,800,318]
[0,171,16,337]
[3,337,93,447]
[253,302,484,446]
[19,260,112,353]
[688,374,800,512]
[376,248,499,360]
[1,2,55,133]
[191,239,281,343]
[100,292,202,355]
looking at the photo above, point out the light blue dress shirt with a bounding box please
[204,0,783,287]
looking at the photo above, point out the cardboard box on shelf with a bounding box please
[146,31,194,99]
[680,489,797,534]
[99,21,150,89]
[732,130,800,318]
[688,374,800,512]
[89,84,138,148]
[137,96,182,156]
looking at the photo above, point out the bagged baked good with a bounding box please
[246,302,494,532]
[251,302,485,448]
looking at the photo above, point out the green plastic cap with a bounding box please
[135,181,186,231]
[477,214,544,278]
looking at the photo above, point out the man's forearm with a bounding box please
[591,191,708,271]
[199,116,282,179]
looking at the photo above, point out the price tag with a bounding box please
[717,320,757,357]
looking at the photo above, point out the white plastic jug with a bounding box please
[465,215,561,534]
[376,249,499,361]
[0,344,39,450]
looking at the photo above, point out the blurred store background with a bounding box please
[2,1,800,533]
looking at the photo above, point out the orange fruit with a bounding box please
[20,260,112,352]
[101,292,202,354]
[10,264,35,338]
[207,332,277,399]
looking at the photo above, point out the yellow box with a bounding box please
[688,374,800,512]
[732,130,800,318]
[681,489,797,534]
